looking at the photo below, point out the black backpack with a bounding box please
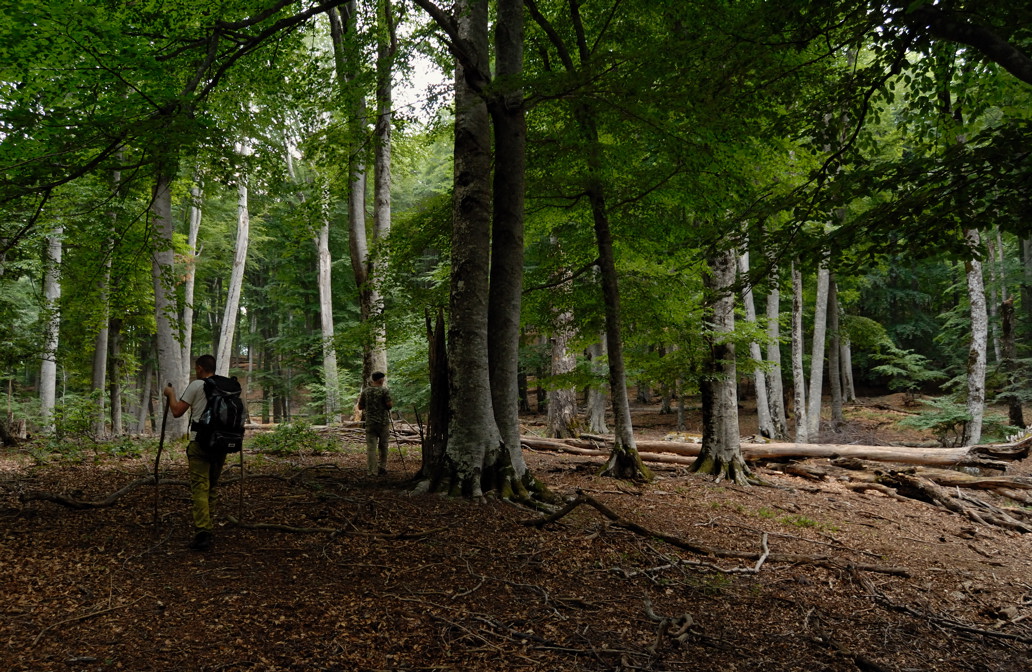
[192,375,246,456]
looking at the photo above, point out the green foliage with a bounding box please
[51,391,104,444]
[248,421,338,456]
[870,342,945,399]
[897,398,1014,447]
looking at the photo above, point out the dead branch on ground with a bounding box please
[523,493,910,576]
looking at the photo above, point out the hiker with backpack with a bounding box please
[163,354,245,551]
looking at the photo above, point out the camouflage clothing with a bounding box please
[359,386,393,426]
[359,384,393,475]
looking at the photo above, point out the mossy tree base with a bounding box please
[691,451,751,485]
[599,443,654,481]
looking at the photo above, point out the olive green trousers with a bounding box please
[187,441,227,531]
[365,423,390,475]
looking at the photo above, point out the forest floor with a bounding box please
[1,394,1031,671]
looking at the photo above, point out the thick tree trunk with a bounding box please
[765,266,788,438]
[316,217,340,422]
[693,248,748,484]
[91,241,110,437]
[585,338,609,434]
[108,317,123,435]
[738,249,773,438]
[150,171,188,438]
[414,0,504,500]
[370,0,395,377]
[1022,239,1032,331]
[963,229,988,446]
[841,338,856,402]
[985,229,1007,364]
[284,150,340,423]
[486,0,533,494]
[181,181,202,381]
[420,310,450,483]
[135,352,153,434]
[1001,298,1024,427]
[806,259,830,439]
[39,227,63,433]
[590,180,648,480]
[332,2,387,382]
[791,261,809,443]
[828,275,844,429]
[547,310,578,438]
[216,155,250,377]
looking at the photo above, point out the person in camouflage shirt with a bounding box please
[358,371,394,476]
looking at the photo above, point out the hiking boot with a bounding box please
[189,530,213,552]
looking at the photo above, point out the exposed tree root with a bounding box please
[523,493,909,576]
[599,442,653,481]
[690,451,751,486]
[411,442,561,510]
[20,477,189,509]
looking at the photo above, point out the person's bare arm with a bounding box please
[163,383,191,418]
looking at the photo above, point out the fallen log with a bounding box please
[521,435,1021,470]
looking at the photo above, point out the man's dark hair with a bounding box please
[196,354,216,374]
[371,371,385,382]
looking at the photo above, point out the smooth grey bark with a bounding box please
[331,2,386,381]
[135,352,153,434]
[108,317,123,435]
[417,0,502,499]
[284,150,340,421]
[764,270,788,438]
[806,259,830,439]
[370,0,396,378]
[693,248,748,484]
[841,338,856,403]
[585,338,609,434]
[547,309,578,438]
[738,249,773,438]
[963,229,988,446]
[216,149,250,377]
[180,181,202,382]
[92,229,113,436]
[791,261,809,444]
[315,214,340,421]
[39,227,63,433]
[149,171,188,438]
[486,0,531,485]
[828,276,843,429]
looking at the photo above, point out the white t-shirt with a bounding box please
[180,379,208,440]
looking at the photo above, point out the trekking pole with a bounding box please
[238,448,244,523]
[153,385,171,531]
[388,412,407,469]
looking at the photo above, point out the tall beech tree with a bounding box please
[409,0,543,500]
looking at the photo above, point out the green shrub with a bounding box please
[248,421,337,455]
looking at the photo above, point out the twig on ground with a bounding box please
[32,596,149,647]
[527,493,911,577]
